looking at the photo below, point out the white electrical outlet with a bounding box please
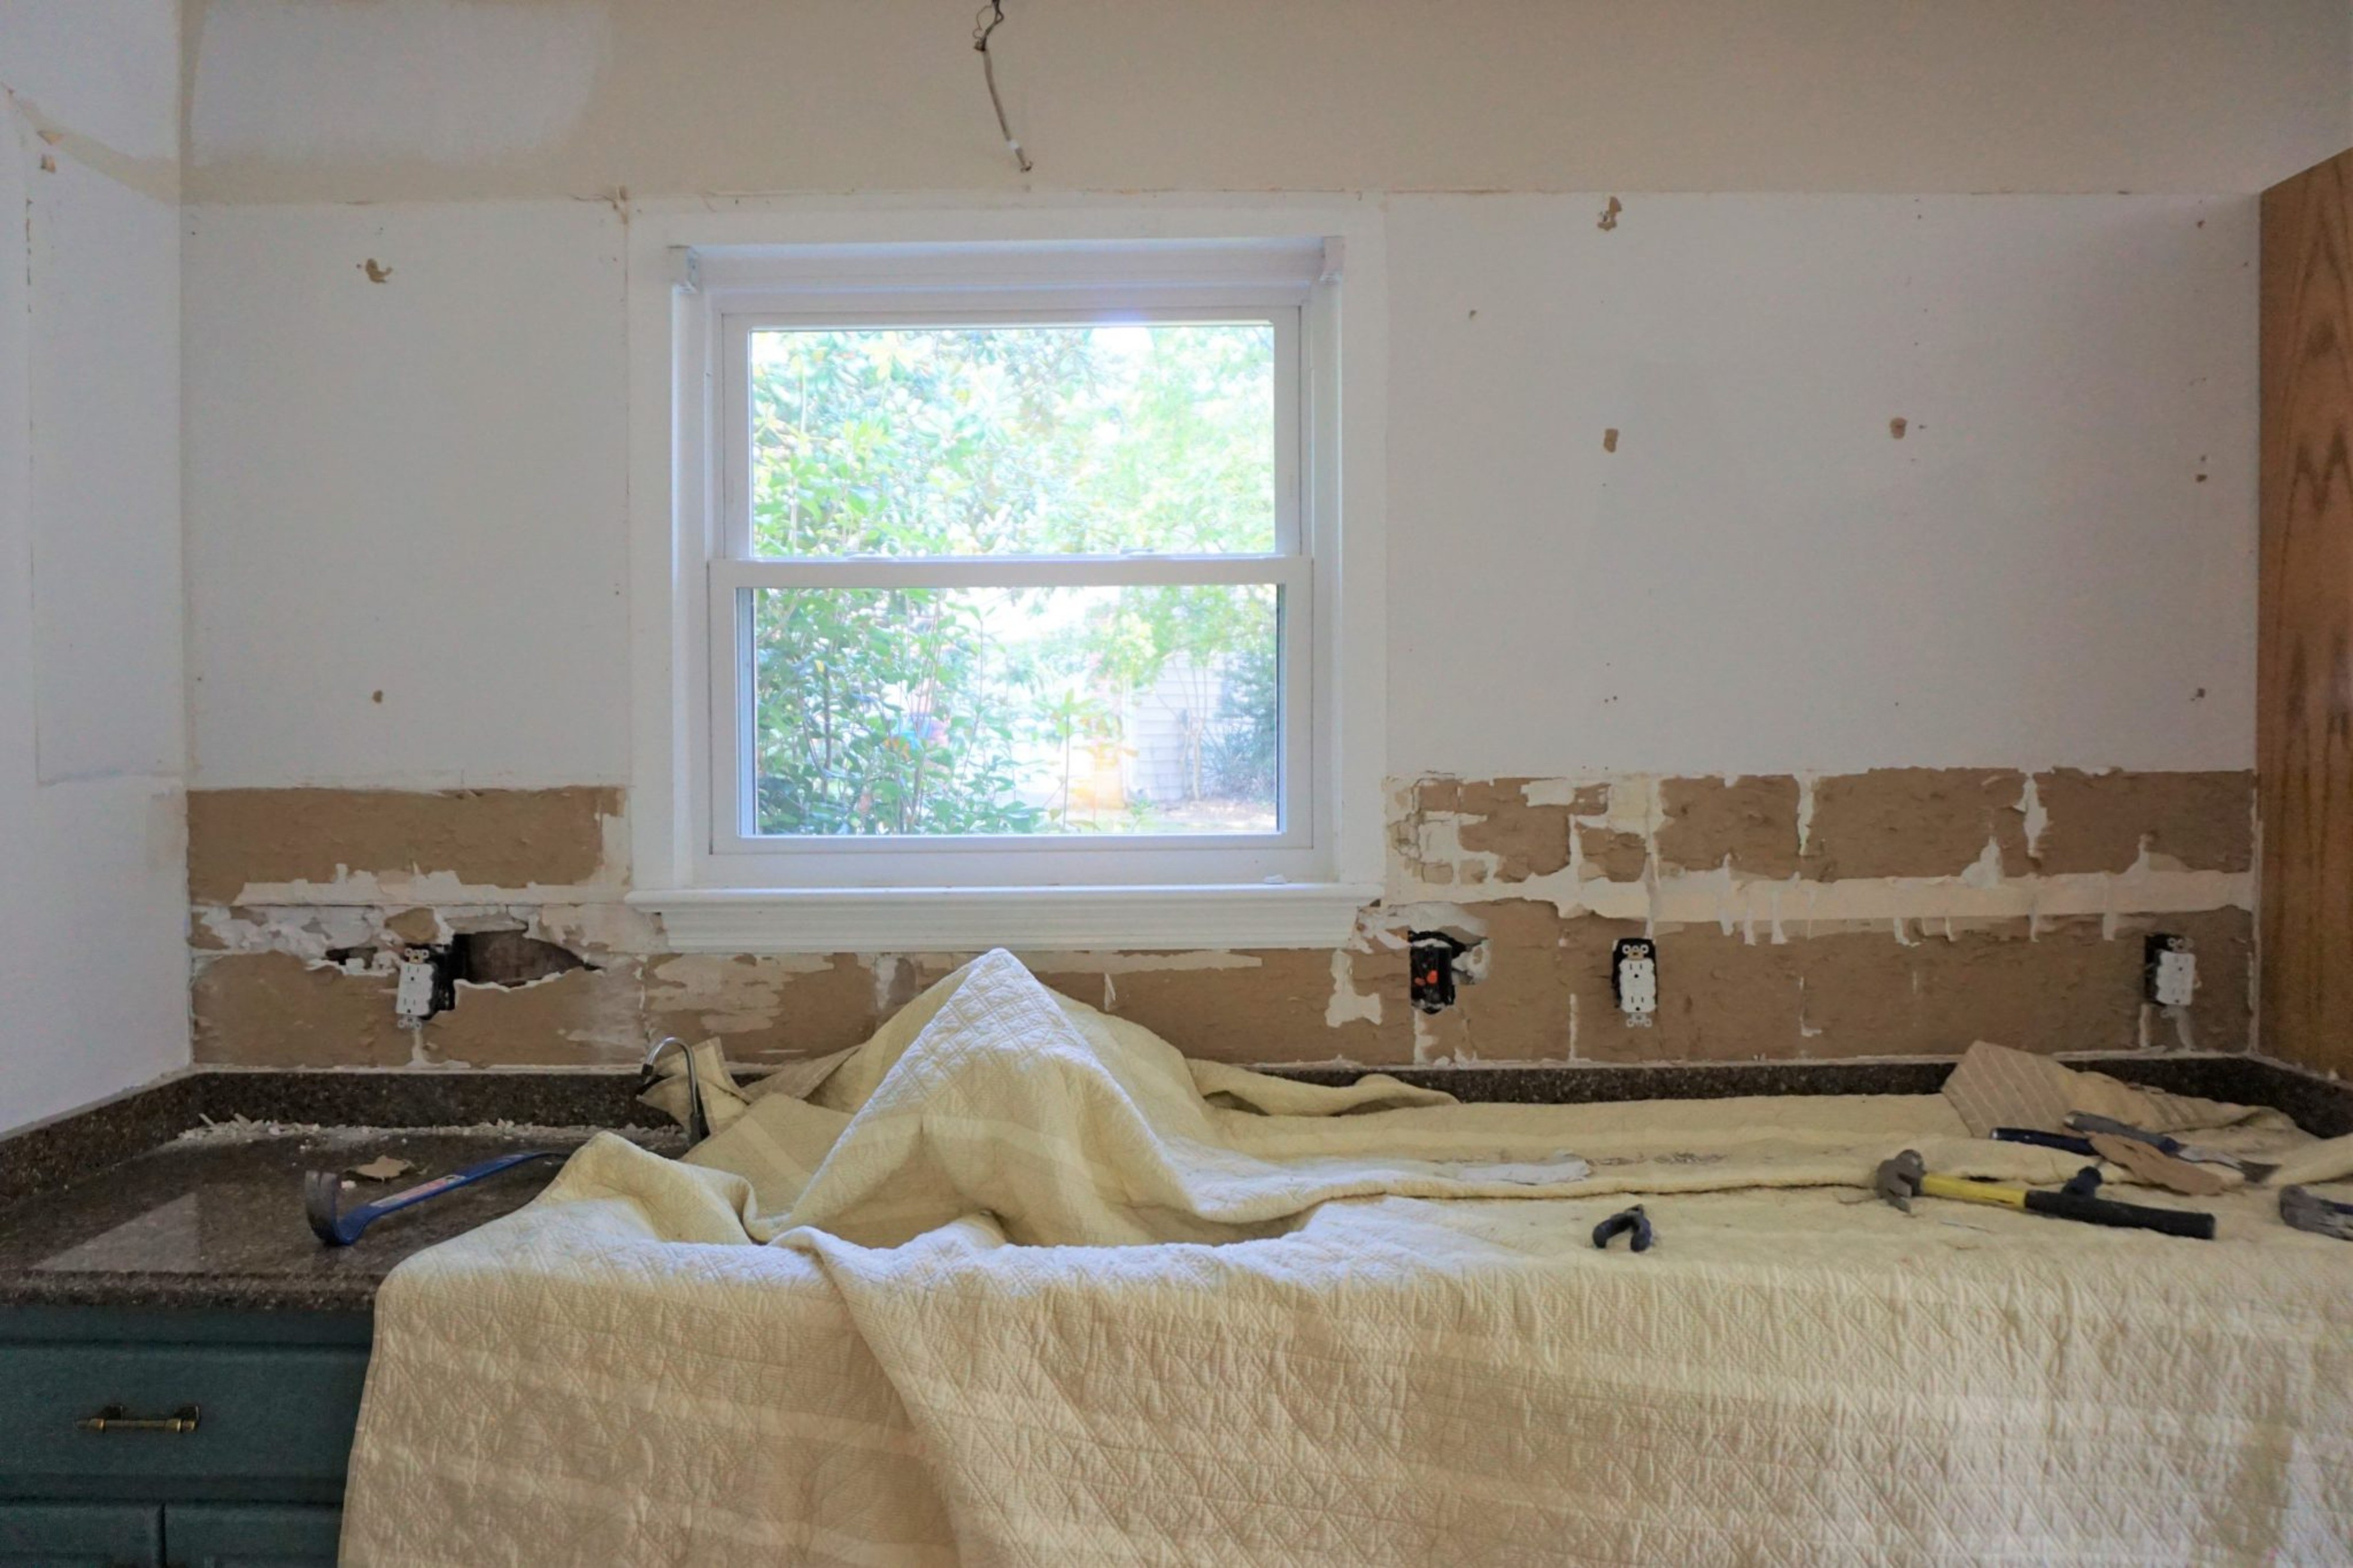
[1614,938,1658,1027]
[395,959,438,1020]
[2151,944,2197,1008]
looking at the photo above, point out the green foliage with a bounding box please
[752,589,1044,835]
[746,323,1282,837]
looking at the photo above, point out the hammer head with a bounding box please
[1873,1149,1925,1213]
[305,1169,358,1246]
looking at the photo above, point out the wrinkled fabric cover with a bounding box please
[342,953,2353,1566]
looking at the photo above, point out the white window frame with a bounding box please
[624,203,1386,953]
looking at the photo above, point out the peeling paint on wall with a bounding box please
[185,770,2261,1072]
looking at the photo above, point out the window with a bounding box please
[633,223,1382,952]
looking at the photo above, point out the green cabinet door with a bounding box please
[161,1505,340,1568]
[0,1502,162,1567]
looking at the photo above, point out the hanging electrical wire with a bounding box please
[972,0,1033,174]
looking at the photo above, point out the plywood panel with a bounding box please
[2259,149,2353,1072]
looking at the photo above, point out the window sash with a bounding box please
[719,306,1305,563]
[706,570,1313,860]
[702,285,1324,882]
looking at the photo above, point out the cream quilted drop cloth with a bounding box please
[341,952,2353,1566]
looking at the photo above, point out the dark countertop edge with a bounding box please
[0,1275,381,1315]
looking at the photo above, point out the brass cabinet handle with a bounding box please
[76,1402,200,1433]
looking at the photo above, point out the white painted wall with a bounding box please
[185,192,2261,793]
[184,201,629,789]
[1387,194,2258,777]
[1,1,190,1131]
[179,0,2349,203]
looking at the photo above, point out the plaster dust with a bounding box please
[186,786,623,903]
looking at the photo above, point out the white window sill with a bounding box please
[628,883,1380,953]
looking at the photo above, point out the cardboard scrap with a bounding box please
[2086,1134,2230,1197]
[1940,1040,2251,1141]
[349,1155,415,1182]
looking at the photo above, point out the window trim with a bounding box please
[623,203,1386,953]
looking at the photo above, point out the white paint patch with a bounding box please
[218,871,624,908]
[2018,773,2049,857]
[192,0,609,168]
[1324,949,1381,1029]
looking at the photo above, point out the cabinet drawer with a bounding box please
[0,1502,161,1566]
[164,1504,341,1567]
[0,1346,366,1483]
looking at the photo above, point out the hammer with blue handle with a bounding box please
[305,1150,556,1246]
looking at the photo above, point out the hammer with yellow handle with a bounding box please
[1872,1149,2215,1240]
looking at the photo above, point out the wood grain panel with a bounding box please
[2260,149,2353,1072]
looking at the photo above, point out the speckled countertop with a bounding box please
[0,1125,677,1313]
[1,1054,2345,1317]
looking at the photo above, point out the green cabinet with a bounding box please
[162,1504,341,1567]
[0,1503,161,1567]
[0,1503,339,1568]
[0,1312,367,1568]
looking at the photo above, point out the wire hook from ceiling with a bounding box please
[973,1,1033,174]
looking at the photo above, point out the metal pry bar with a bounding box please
[305,1150,556,1247]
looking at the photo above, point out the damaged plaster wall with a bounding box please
[176,0,2350,201]
[173,12,2293,1078]
[1,0,191,1132]
[185,769,2256,1070]
[180,192,2264,1072]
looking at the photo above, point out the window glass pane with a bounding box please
[749,584,1281,836]
[747,323,1277,558]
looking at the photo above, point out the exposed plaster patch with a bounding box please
[187,786,625,903]
[2031,768,2252,873]
[186,772,2261,1070]
[359,257,391,282]
[1597,196,1622,231]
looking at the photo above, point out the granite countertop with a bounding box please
[0,1125,678,1313]
[1,1052,2345,1317]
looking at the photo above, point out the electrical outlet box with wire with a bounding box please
[2144,934,2197,1009]
[1409,930,1485,1014]
[1612,938,1658,1026]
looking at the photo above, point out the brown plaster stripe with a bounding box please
[1803,768,2029,880]
[187,786,621,902]
[1655,776,1800,878]
[186,908,2252,1071]
[2032,769,2253,873]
